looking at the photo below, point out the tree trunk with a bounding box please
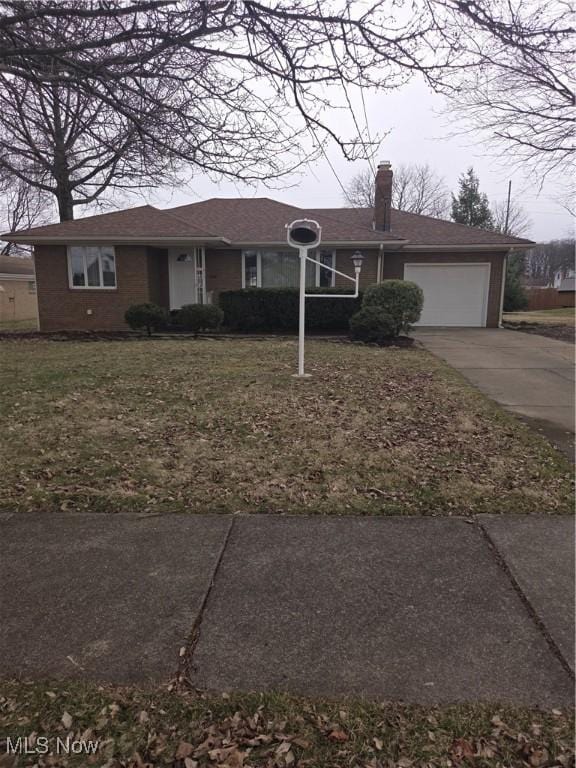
[55,183,74,221]
[51,80,75,222]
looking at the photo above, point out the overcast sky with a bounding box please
[149,77,573,244]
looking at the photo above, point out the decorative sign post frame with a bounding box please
[286,219,364,377]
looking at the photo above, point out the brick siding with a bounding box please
[34,244,151,331]
[333,248,379,289]
[147,248,170,309]
[205,248,242,301]
[33,244,506,330]
[383,251,505,328]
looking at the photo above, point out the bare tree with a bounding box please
[0,178,52,254]
[343,170,374,209]
[395,164,450,218]
[0,1,454,220]
[431,0,574,177]
[525,239,575,286]
[0,1,572,223]
[0,69,200,221]
[491,199,532,238]
[344,163,449,217]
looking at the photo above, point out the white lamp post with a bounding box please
[286,219,364,377]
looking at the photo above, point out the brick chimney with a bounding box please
[374,160,393,231]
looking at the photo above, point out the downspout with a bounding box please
[377,243,384,282]
[498,250,509,327]
[32,248,41,331]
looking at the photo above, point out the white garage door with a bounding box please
[404,263,490,327]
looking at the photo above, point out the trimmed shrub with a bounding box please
[218,288,363,332]
[362,280,423,335]
[124,303,167,336]
[349,306,396,343]
[176,303,224,333]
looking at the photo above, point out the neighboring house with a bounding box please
[553,267,576,292]
[522,266,575,311]
[0,253,37,324]
[2,162,533,331]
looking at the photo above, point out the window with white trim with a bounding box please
[242,249,335,288]
[68,246,116,289]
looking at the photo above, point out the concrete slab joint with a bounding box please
[1,512,573,707]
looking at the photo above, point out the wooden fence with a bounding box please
[526,288,575,311]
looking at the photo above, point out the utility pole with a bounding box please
[504,180,512,235]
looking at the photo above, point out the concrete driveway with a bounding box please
[414,329,575,457]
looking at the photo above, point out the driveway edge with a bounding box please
[475,517,575,680]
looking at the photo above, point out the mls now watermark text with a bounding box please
[4,736,100,755]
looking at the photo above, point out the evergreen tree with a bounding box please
[451,168,494,229]
[503,253,529,312]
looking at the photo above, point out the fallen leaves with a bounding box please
[0,339,572,518]
[451,737,475,760]
[328,729,349,742]
[0,682,574,768]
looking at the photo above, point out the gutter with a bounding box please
[401,243,532,252]
[1,235,232,245]
[232,240,400,248]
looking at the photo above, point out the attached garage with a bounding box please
[404,262,491,327]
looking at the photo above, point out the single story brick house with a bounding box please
[2,162,533,331]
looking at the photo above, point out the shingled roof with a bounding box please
[169,198,400,244]
[308,207,534,247]
[2,205,220,242]
[2,197,533,248]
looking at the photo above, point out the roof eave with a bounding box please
[2,235,231,245]
[401,242,533,251]
[232,239,405,247]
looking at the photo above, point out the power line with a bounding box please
[306,124,348,197]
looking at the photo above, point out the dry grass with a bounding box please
[0,680,573,768]
[0,338,572,516]
[504,309,575,326]
[0,317,38,331]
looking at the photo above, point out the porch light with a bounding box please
[351,250,364,273]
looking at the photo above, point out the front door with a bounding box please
[169,248,205,309]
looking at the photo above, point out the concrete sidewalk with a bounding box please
[414,329,575,458]
[0,512,573,705]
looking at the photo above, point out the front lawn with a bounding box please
[0,680,573,768]
[504,308,575,326]
[0,317,38,332]
[0,338,572,515]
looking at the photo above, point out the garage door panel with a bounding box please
[404,263,490,327]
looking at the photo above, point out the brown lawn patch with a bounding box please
[0,338,572,516]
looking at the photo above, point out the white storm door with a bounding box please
[404,263,490,327]
[169,248,201,310]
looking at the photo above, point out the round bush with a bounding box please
[362,280,423,335]
[349,306,396,343]
[176,303,224,333]
[124,303,167,336]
